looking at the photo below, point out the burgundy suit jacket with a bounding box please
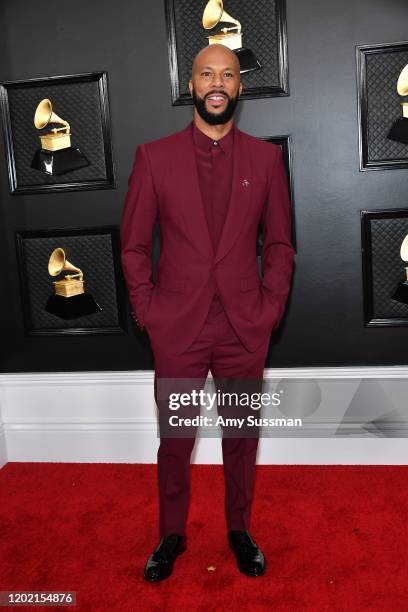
[120,121,294,356]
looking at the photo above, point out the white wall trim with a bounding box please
[1,365,408,386]
[0,421,7,469]
[0,382,7,468]
[1,366,408,466]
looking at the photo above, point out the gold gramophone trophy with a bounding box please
[31,98,89,175]
[202,0,261,74]
[387,64,408,144]
[45,247,101,319]
[392,234,408,304]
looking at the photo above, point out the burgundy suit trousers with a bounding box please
[149,293,271,538]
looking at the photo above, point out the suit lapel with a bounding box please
[177,124,215,261]
[176,123,252,263]
[214,126,252,263]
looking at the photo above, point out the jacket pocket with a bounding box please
[156,277,186,293]
[240,273,261,292]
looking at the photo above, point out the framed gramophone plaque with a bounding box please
[361,209,408,327]
[165,0,289,105]
[357,42,408,171]
[0,71,115,194]
[15,226,127,336]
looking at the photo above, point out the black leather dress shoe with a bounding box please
[228,530,266,577]
[144,534,187,582]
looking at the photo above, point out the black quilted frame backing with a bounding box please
[0,71,116,194]
[361,209,408,326]
[15,225,127,336]
[165,0,289,105]
[357,42,408,171]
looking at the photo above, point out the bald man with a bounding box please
[120,44,294,582]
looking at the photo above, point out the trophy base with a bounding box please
[234,48,262,74]
[31,147,89,176]
[45,293,102,319]
[387,118,408,144]
[392,281,408,305]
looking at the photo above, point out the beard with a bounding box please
[191,87,239,125]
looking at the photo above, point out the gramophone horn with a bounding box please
[202,0,241,32]
[397,65,408,96]
[48,247,82,279]
[34,98,69,131]
[401,235,408,262]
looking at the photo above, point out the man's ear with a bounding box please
[188,79,193,96]
[239,82,243,96]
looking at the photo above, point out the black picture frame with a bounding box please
[165,0,289,106]
[256,135,296,254]
[357,41,408,171]
[15,225,127,336]
[361,208,408,327]
[0,71,116,194]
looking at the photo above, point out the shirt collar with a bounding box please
[191,120,234,154]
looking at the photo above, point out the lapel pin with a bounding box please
[242,179,250,188]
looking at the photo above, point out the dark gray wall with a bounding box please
[1,0,408,372]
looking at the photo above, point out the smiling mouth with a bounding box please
[206,93,227,107]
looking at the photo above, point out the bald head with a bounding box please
[191,44,241,76]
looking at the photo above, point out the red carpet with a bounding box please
[1,463,408,611]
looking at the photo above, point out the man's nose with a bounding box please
[210,73,224,87]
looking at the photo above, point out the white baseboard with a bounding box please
[1,367,408,466]
[0,421,7,469]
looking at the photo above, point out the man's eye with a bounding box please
[224,72,233,77]
[202,72,212,77]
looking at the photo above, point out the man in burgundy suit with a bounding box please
[120,44,294,582]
